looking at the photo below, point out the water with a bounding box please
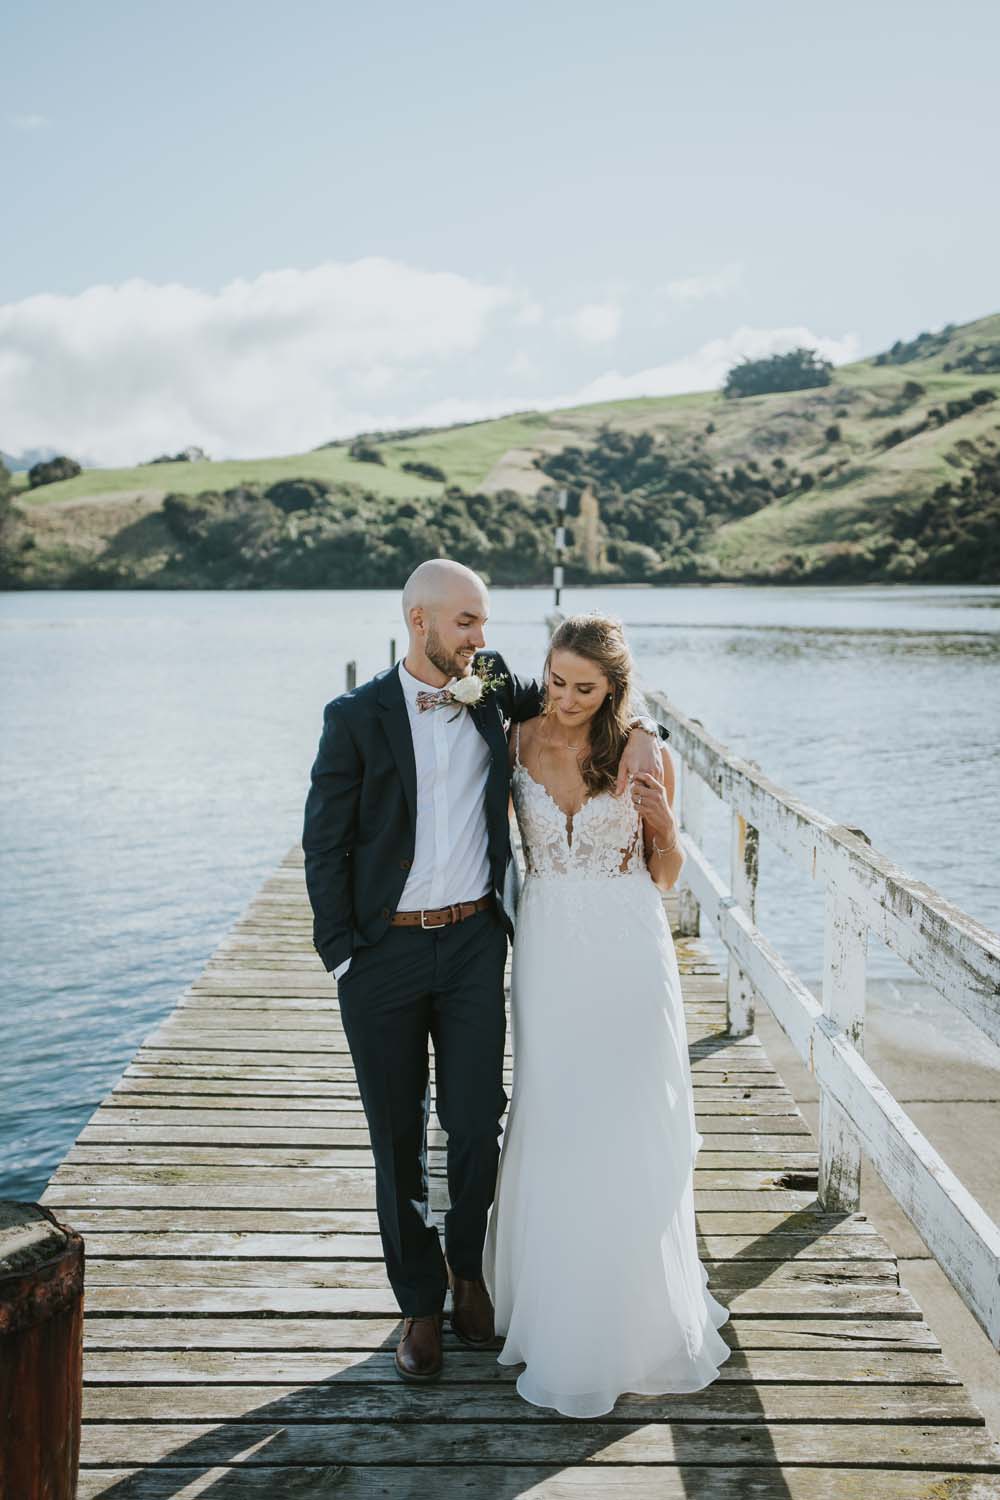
[2,584,999,1199]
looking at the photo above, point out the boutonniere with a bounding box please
[448,657,507,719]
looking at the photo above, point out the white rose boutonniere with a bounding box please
[451,674,483,706]
[447,656,507,720]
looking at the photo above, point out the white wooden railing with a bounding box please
[648,688,1000,1352]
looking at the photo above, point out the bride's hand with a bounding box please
[629,770,679,851]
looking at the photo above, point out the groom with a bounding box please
[302,559,662,1382]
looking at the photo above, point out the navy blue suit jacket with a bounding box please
[302,651,542,973]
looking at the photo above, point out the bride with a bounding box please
[483,612,732,1417]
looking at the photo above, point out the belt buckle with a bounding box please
[420,908,448,929]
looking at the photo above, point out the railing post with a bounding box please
[345,660,357,691]
[726,806,759,1036]
[676,753,704,937]
[817,886,869,1211]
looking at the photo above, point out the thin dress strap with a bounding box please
[514,720,522,765]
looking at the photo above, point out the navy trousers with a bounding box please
[336,906,509,1316]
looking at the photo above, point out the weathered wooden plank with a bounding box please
[77,1420,1000,1467]
[116,1071,789,1098]
[78,1119,814,1145]
[105,1092,800,1118]
[78,1285,920,1318]
[107,1093,796,1121]
[74,1467,1000,1500]
[65,1147,822,1173]
[78,1230,892,1262]
[82,1126,376,1147]
[75,1111,812,1148]
[123,1063,365,1083]
[67,1208,385,1233]
[127,1052,783,1076]
[80,1257,897,1290]
[40,1185,825,1212]
[47,1163,821,1193]
[82,1381,984,1423]
[88,1104,374,1128]
[81,1231,389,1259]
[146,1027,732,1050]
[79,1322,943,1358]
[130,1046,781,1072]
[56,1208,880,1236]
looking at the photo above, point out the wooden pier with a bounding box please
[40,841,1000,1498]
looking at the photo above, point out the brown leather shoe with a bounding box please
[449,1272,495,1346]
[394,1313,443,1382]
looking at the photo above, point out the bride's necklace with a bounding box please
[541,722,583,751]
[539,721,587,756]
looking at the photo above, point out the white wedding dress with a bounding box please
[483,729,732,1417]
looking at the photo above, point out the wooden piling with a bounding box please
[0,1203,84,1500]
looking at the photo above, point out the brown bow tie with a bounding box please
[415,687,456,713]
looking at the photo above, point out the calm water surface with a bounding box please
[2,584,999,1198]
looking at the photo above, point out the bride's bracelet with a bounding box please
[651,835,679,857]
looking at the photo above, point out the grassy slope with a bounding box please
[12,413,556,507]
[12,312,1000,578]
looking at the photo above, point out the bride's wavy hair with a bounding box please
[543,613,634,796]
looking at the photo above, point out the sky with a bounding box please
[2,0,998,466]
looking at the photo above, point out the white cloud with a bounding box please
[560,301,621,345]
[0,259,515,465]
[0,259,862,469]
[662,263,743,304]
[506,351,539,379]
[514,300,544,327]
[563,325,861,405]
[10,113,50,131]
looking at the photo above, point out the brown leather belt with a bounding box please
[390,895,494,930]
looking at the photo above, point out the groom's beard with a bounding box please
[425,623,473,682]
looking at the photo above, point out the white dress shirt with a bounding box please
[334,660,493,979]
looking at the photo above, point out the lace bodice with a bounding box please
[511,729,645,881]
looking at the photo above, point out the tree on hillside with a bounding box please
[349,439,385,465]
[723,348,833,399]
[0,459,31,586]
[28,455,82,487]
[873,325,954,366]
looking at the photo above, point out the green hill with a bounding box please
[3,312,998,588]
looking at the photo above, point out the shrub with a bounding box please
[401,459,447,482]
[145,446,210,465]
[266,479,334,513]
[825,424,841,443]
[349,440,385,465]
[27,455,82,488]
[947,346,1000,375]
[873,325,954,366]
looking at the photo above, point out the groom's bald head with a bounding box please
[401,559,489,684]
[401,559,488,628]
